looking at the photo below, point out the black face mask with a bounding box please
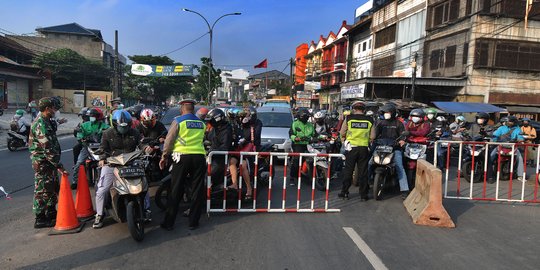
[300,116,309,123]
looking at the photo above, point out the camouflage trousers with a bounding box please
[32,161,59,218]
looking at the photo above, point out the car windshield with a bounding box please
[263,102,289,108]
[258,112,292,128]
[161,106,207,125]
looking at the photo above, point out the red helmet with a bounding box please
[140,108,156,128]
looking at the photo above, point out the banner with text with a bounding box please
[131,64,194,77]
[341,84,365,100]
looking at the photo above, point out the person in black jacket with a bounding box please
[205,109,236,191]
[93,110,141,229]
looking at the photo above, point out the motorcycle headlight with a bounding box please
[307,144,314,152]
[382,155,392,165]
[374,155,380,164]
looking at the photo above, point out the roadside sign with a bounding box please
[131,64,194,77]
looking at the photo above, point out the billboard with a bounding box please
[131,64,194,77]
[341,84,365,100]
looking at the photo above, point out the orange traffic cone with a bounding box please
[75,165,96,221]
[49,172,84,235]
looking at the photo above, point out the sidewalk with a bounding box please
[0,109,80,148]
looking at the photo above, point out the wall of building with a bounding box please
[11,35,103,61]
[40,88,112,113]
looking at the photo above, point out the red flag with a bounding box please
[254,59,268,69]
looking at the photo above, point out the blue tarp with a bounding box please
[433,102,506,113]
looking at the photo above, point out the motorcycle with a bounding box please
[403,134,432,189]
[103,150,149,242]
[299,136,331,191]
[84,142,101,187]
[462,135,491,183]
[371,136,407,200]
[7,130,27,151]
[495,144,519,181]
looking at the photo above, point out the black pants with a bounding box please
[162,154,206,228]
[341,146,370,197]
[290,144,308,179]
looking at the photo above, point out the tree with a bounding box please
[192,57,222,103]
[123,55,191,103]
[33,48,111,90]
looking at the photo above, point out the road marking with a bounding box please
[61,149,73,153]
[343,227,388,270]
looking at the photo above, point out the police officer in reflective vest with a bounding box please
[160,99,207,230]
[338,101,373,200]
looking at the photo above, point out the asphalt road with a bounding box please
[0,137,539,270]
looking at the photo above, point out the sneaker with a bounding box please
[144,209,152,223]
[517,177,524,182]
[93,215,104,229]
[401,191,410,200]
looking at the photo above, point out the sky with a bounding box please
[0,0,365,75]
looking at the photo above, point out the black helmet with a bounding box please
[380,104,397,114]
[330,110,339,119]
[297,108,310,122]
[409,108,426,118]
[507,116,518,123]
[50,96,62,110]
[205,108,226,126]
[475,112,489,120]
[128,105,144,120]
[499,117,508,124]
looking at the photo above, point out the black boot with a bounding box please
[338,191,349,200]
[34,215,55,228]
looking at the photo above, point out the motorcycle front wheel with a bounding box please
[373,173,385,200]
[463,161,484,183]
[127,200,144,242]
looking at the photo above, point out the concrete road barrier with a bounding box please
[403,159,455,228]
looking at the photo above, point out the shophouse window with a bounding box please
[374,25,396,48]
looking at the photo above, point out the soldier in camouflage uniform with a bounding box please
[29,97,67,228]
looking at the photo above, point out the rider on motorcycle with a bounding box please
[487,116,525,182]
[289,108,315,185]
[71,108,109,190]
[72,107,89,164]
[468,112,493,139]
[405,109,431,138]
[313,110,329,137]
[449,115,468,140]
[94,110,141,229]
[138,108,167,149]
[11,109,31,138]
[326,110,340,130]
[370,104,409,199]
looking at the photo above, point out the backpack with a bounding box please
[10,120,19,132]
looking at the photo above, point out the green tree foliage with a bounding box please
[192,57,222,103]
[123,55,191,103]
[33,48,111,90]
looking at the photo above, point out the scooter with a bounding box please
[371,137,407,200]
[84,142,101,187]
[300,136,331,191]
[404,135,431,189]
[7,130,27,151]
[496,144,519,181]
[462,135,490,183]
[104,150,148,242]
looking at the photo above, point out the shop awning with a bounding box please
[433,102,506,113]
[505,106,540,113]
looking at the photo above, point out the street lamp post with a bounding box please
[182,8,241,104]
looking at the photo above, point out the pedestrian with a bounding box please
[338,101,373,200]
[29,97,68,228]
[160,99,207,231]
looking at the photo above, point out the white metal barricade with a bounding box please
[434,141,539,203]
[206,151,345,214]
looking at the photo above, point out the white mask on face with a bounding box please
[242,116,251,124]
[477,119,485,125]
[411,117,421,123]
[384,113,392,120]
[427,114,434,120]
[89,117,97,122]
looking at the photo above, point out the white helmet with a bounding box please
[314,111,326,119]
[140,108,155,121]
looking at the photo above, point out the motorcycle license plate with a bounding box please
[119,167,145,178]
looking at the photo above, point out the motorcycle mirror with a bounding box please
[401,131,410,136]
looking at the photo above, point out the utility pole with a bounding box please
[113,30,119,98]
[290,57,294,95]
[410,52,418,101]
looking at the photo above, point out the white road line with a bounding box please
[343,227,388,270]
[61,149,73,153]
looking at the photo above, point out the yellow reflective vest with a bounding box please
[346,114,373,147]
[172,114,206,155]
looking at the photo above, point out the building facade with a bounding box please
[216,68,249,104]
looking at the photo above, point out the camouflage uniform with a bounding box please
[29,115,62,219]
